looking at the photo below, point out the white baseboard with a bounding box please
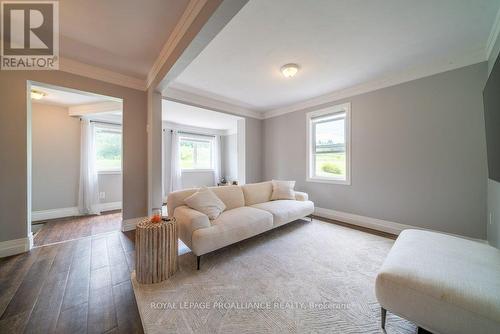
[32,202,122,222]
[32,207,80,222]
[314,207,417,235]
[98,201,122,212]
[122,217,146,232]
[0,234,33,258]
[314,207,489,243]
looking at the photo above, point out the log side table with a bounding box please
[135,217,178,284]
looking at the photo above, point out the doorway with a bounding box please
[161,99,245,204]
[28,81,124,246]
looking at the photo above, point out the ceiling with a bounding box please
[31,84,123,123]
[162,100,240,131]
[170,0,500,113]
[60,0,189,79]
[31,84,112,106]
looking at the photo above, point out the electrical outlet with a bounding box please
[489,212,494,225]
[99,192,106,200]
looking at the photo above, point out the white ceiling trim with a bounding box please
[146,0,208,89]
[59,57,146,91]
[163,121,231,136]
[68,101,123,116]
[486,6,500,60]
[164,48,486,120]
[56,1,210,92]
[163,87,263,119]
[263,49,487,119]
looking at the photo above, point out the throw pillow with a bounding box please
[184,187,226,220]
[271,180,296,200]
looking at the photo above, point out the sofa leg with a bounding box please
[197,256,201,270]
[381,307,387,329]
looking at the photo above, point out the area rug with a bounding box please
[132,219,417,334]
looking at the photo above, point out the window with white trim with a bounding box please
[95,125,122,173]
[180,135,214,170]
[306,103,351,184]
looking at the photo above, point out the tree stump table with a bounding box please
[135,218,177,284]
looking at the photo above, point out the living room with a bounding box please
[0,1,499,333]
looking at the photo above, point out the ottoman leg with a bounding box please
[381,307,387,329]
[197,256,201,270]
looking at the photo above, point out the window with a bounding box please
[306,103,351,184]
[180,135,214,170]
[95,125,122,173]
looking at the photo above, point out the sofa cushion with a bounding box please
[184,187,226,220]
[242,181,273,206]
[251,200,314,227]
[167,185,245,217]
[376,229,500,334]
[271,180,296,200]
[191,207,273,255]
[211,186,245,210]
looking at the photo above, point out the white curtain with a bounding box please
[213,135,221,185]
[170,130,182,192]
[78,119,101,215]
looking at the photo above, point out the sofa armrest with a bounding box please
[174,205,211,247]
[294,191,309,201]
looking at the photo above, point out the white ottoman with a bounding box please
[375,229,500,334]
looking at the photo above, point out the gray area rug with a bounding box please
[132,219,417,333]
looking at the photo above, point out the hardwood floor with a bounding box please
[33,212,122,247]
[0,230,143,334]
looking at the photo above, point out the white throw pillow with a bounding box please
[184,187,226,220]
[271,180,296,200]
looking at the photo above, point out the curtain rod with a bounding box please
[166,129,216,138]
[86,119,121,126]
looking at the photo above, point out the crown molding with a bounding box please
[68,100,123,116]
[56,2,210,91]
[163,48,486,121]
[169,82,258,110]
[164,86,263,119]
[163,121,230,136]
[263,49,487,119]
[59,57,147,91]
[146,0,208,89]
[486,6,500,61]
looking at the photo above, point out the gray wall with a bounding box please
[486,33,500,248]
[245,117,263,183]
[487,179,500,247]
[263,62,488,239]
[0,70,147,243]
[98,174,122,204]
[32,103,80,210]
[221,133,238,181]
[31,103,123,212]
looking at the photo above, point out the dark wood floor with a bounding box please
[0,230,143,334]
[1,214,395,334]
[33,212,122,247]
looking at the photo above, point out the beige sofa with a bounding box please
[167,181,314,269]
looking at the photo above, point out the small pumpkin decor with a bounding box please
[151,208,162,223]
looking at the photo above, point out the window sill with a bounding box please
[181,169,215,173]
[306,177,351,185]
[98,170,122,175]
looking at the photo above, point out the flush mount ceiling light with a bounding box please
[281,63,299,78]
[30,89,46,100]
